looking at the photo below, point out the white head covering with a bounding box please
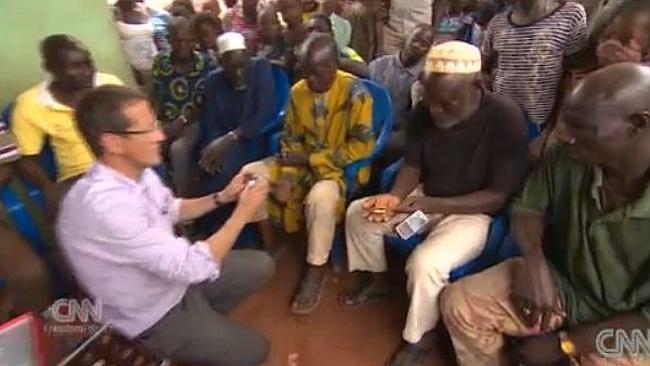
[425,41,482,74]
[217,32,247,56]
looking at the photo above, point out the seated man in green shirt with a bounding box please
[440,62,650,366]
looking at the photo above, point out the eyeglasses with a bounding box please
[106,120,161,136]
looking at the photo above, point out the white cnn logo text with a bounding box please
[596,329,650,358]
[50,298,102,323]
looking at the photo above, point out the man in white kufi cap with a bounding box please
[342,41,529,366]
[194,31,277,242]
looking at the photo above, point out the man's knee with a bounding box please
[241,160,270,179]
[406,249,448,286]
[239,250,276,287]
[306,181,340,210]
[440,281,466,323]
[236,330,270,365]
[345,199,367,231]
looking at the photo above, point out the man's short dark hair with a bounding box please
[40,34,86,69]
[75,85,148,157]
[192,11,219,33]
[298,32,338,63]
[309,13,333,33]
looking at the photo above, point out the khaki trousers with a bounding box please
[241,161,341,266]
[345,190,491,343]
[440,258,650,366]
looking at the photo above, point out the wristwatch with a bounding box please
[212,191,224,208]
[558,330,578,358]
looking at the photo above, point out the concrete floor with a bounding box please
[230,240,456,366]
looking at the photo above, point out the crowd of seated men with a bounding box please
[2,0,650,365]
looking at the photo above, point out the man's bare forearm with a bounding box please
[205,212,248,261]
[178,194,219,222]
[14,156,55,190]
[511,209,546,257]
[0,164,14,188]
[422,190,506,215]
[389,164,420,199]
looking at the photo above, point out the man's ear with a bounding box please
[100,133,123,156]
[628,110,650,135]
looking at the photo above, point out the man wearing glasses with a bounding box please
[56,85,274,366]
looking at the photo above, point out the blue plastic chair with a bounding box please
[331,80,395,267]
[260,65,290,157]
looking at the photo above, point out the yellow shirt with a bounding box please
[11,73,123,182]
[266,70,375,232]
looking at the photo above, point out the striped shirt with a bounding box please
[483,2,587,124]
[0,121,19,164]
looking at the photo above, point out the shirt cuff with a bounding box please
[195,241,221,281]
[168,198,182,224]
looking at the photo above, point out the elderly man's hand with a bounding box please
[272,178,292,203]
[511,253,561,331]
[362,193,401,223]
[199,133,237,175]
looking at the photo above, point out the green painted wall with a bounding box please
[0,0,135,108]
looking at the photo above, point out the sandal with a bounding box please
[338,283,389,307]
[291,272,327,315]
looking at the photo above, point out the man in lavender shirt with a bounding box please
[56,85,274,366]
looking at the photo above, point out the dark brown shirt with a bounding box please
[404,91,528,200]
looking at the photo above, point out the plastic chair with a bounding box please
[330,80,395,268]
[343,79,394,199]
[260,65,290,157]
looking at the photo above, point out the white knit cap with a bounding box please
[217,32,247,56]
[425,41,482,74]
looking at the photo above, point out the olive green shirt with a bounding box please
[512,147,650,325]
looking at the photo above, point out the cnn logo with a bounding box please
[50,298,102,323]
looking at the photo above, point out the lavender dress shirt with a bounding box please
[56,163,220,338]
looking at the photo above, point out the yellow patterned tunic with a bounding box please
[267,70,374,233]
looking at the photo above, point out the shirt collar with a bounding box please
[38,73,100,112]
[394,53,424,77]
[90,162,152,191]
[591,165,650,218]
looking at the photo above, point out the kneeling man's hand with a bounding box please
[362,194,401,223]
[218,173,248,203]
[233,177,270,223]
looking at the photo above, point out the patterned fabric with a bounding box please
[223,4,261,53]
[441,258,649,366]
[150,50,215,122]
[483,2,588,125]
[0,121,19,164]
[267,70,375,233]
